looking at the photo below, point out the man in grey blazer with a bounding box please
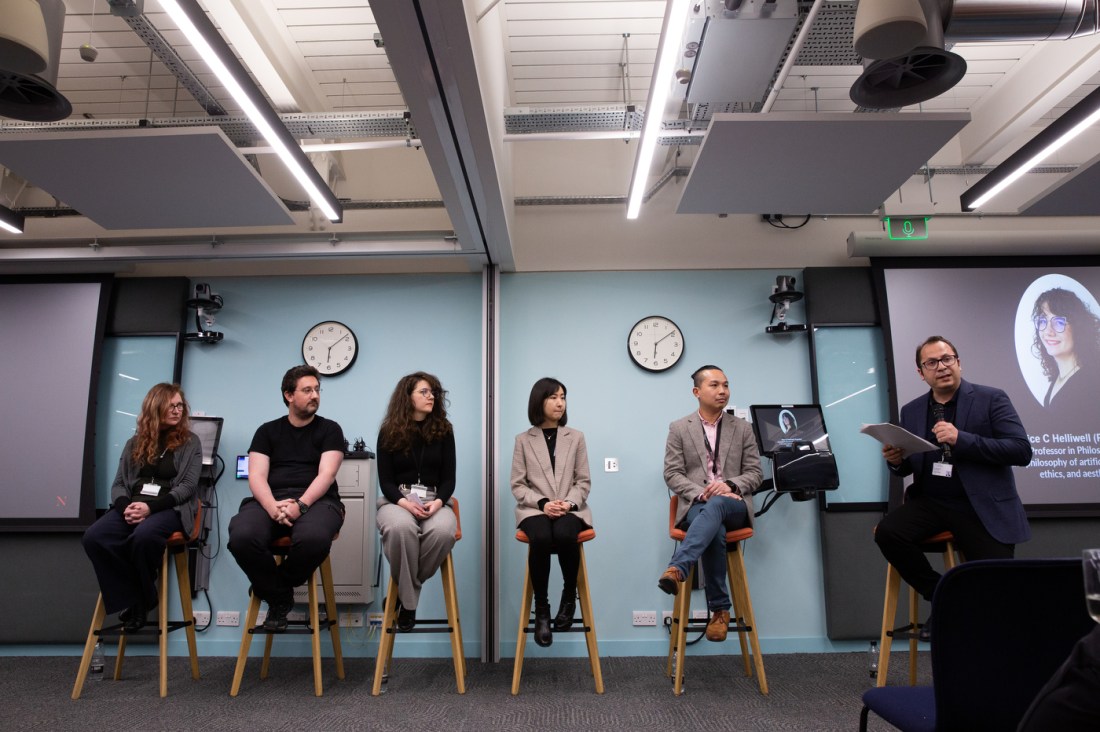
[658,365,762,641]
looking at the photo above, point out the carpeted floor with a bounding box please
[4,652,929,731]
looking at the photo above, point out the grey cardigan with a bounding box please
[110,433,203,534]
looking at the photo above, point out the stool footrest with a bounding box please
[522,625,593,635]
[96,620,194,637]
[385,626,456,635]
[247,618,337,636]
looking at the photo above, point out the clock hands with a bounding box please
[324,334,350,363]
[653,330,678,357]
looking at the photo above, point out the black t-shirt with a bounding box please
[249,414,344,501]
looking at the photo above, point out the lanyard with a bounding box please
[701,417,722,481]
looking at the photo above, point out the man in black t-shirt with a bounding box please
[227,365,345,632]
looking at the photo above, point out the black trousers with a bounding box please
[519,513,584,605]
[874,494,1013,601]
[82,507,183,614]
[227,498,344,605]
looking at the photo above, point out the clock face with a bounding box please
[302,320,358,375]
[628,315,684,372]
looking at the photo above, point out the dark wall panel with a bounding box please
[804,267,879,325]
[107,277,189,334]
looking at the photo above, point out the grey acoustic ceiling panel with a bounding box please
[0,127,294,229]
[677,112,970,215]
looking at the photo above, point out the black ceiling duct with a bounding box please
[0,0,72,122]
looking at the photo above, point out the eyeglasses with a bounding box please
[1034,316,1068,333]
[166,403,185,413]
[920,354,958,371]
[415,388,438,398]
[297,387,321,396]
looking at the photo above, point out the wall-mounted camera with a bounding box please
[185,283,224,344]
[765,275,807,334]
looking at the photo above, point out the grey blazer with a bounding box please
[511,426,593,528]
[664,411,762,527]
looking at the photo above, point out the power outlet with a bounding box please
[256,610,267,626]
[368,612,384,628]
[287,610,308,622]
[216,611,240,627]
[193,611,210,627]
[691,609,709,620]
[339,611,364,627]
[661,610,673,626]
[632,610,657,626]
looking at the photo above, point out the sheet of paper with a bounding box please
[860,422,937,457]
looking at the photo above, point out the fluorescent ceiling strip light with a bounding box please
[158,0,343,223]
[0,204,25,234]
[626,0,691,220]
[961,84,1100,211]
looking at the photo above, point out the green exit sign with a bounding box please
[884,217,929,240]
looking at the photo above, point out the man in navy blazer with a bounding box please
[876,335,1032,613]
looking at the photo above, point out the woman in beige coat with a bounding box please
[511,377,592,647]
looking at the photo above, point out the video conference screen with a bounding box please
[875,260,1100,514]
[750,404,832,455]
[0,278,110,530]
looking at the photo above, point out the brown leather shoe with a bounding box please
[706,609,730,642]
[658,566,684,595]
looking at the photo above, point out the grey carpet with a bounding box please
[5,652,929,731]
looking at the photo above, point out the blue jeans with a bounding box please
[668,496,750,612]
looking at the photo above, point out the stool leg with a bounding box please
[908,586,920,686]
[576,547,603,694]
[671,567,692,696]
[877,563,902,687]
[511,557,533,695]
[320,556,345,680]
[307,571,323,696]
[229,591,262,696]
[159,548,170,697]
[440,554,465,694]
[372,577,400,696]
[72,594,107,699]
[728,545,768,695]
[727,558,752,677]
[114,635,126,681]
[173,548,200,681]
[944,542,958,571]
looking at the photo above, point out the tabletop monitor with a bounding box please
[190,416,224,467]
[749,404,831,456]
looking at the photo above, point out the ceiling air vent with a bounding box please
[0,0,71,122]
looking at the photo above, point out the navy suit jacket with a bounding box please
[891,379,1032,545]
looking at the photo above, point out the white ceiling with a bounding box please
[0,0,1099,274]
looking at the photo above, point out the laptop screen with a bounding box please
[190,416,224,466]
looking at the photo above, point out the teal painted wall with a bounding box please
[6,269,875,661]
[497,270,852,657]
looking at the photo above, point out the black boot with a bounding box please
[534,602,553,647]
[554,589,576,631]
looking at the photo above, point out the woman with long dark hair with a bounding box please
[510,377,593,647]
[1031,288,1100,407]
[82,383,202,631]
[375,371,457,631]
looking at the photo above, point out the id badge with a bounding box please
[140,482,161,496]
[931,461,953,478]
[410,483,429,500]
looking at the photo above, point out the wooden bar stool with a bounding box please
[511,527,603,695]
[72,505,203,699]
[372,498,465,695]
[875,530,959,687]
[230,535,344,697]
[664,496,767,697]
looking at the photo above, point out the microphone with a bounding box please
[931,402,952,460]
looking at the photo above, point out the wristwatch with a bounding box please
[296,499,310,514]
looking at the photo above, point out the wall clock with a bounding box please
[302,320,358,375]
[628,315,684,372]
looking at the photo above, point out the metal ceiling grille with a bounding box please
[504,105,645,134]
[794,3,861,67]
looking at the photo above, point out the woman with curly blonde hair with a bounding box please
[82,383,202,631]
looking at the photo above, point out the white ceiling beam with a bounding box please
[958,36,1100,164]
[369,0,514,269]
